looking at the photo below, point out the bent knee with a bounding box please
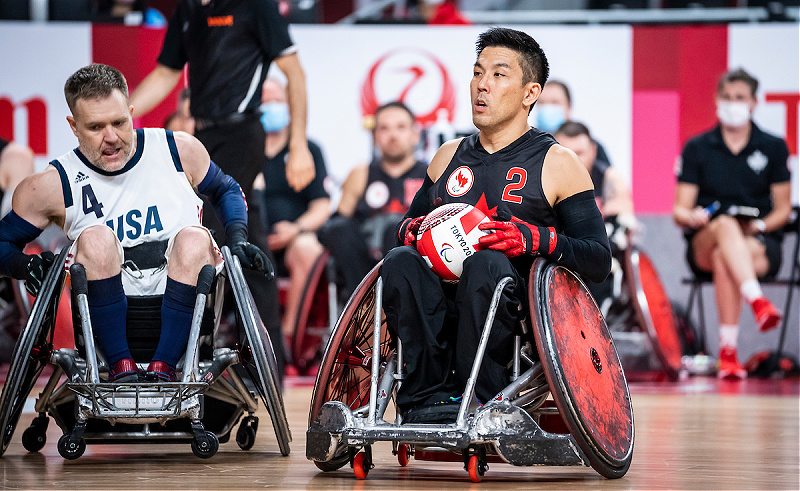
[171,227,215,264]
[74,226,121,268]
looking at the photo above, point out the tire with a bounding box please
[0,249,68,456]
[624,249,683,380]
[223,246,292,457]
[57,434,86,460]
[530,259,634,479]
[191,430,219,459]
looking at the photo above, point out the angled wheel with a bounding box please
[21,415,49,452]
[308,262,391,472]
[467,455,485,483]
[0,248,69,456]
[530,259,634,479]
[223,246,291,456]
[353,451,371,480]
[191,430,219,459]
[57,434,86,460]
[624,248,682,380]
[236,415,258,451]
[397,443,410,467]
[291,250,331,373]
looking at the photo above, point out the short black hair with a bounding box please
[374,101,416,128]
[717,68,759,97]
[554,120,591,140]
[475,27,549,87]
[545,80,571,106]
[64,63,129,113]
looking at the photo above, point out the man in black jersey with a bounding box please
[129,0,315,378]
[382,27,611,423]
[674,68,791,380]
[318,101,428,299]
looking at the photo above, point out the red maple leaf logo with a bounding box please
[456,171,468,189]
[473,193,497,219]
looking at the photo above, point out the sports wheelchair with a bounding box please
[0,246,291,460]
[306,258,634,482]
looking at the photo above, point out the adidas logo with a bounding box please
[75,172,88,183]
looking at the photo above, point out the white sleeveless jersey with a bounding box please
[51,128,203,247]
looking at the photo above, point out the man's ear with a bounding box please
[524,82,542,109]
[66,116,78,137]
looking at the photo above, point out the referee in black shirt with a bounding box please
[130,0,316,380]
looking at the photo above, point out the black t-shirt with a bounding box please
[261,139,328,225]
[158,0,294,119]
[352,160,428,223]
[677,123,790,217]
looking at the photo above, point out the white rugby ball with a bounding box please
[416,203,490,282]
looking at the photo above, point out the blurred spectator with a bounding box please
[418,0,471,24]
[537,80,612,164]
[253,78,330,363]
[164,88,194,134]
[0,138,35,217]
[318,101,427,300]
[673,68,792,380]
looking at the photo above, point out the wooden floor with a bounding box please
[0,376,798,490]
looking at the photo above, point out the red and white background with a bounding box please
[0,22,797,208]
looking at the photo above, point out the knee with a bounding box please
[710,215,742,238]
[462,250,513,280]
[381,246,425,282]
[318,216,352,245]
[286,234,322,271]
[74,226,120,269]
[170,227,215,267]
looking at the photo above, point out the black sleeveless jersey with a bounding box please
[429,128,559,230]
[353,160,428,222]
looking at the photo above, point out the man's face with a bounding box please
[67,89,134,172]
[373,106,419,163]
[471,47,537,131]
[538,83,571,118]
[716,80,756,111]
[262,79,287,105]
[556,133,596,172]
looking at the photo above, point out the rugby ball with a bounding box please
[416,203,490,282]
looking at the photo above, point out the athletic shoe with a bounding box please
[145,361,177,382]
[717,347,747,380]
[108,358,140,383]
[751,297,782,332]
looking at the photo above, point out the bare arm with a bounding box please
[274,52,314,192]
[173,131,211,187]
[336,165,369,217]
[673,182,708,229]
[0,142,35,192]
[129,64,184,118]
[541,144,594,206]
[751,181,792,234]
[11,168,66,231]
[427,138,463,182]
[601,167,634,217]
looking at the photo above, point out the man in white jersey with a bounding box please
[0,64,271,383]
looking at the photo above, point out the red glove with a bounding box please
[398,216,425,247]
[479,220,557,258]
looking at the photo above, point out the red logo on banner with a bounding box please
[361,49,456,127]
[0,97,47,155]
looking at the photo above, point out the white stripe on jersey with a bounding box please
[238,61,263,114]
[52,128,203,248]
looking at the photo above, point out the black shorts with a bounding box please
[685,232,783,281]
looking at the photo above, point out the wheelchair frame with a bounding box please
[0,246,291,460]
[306,258,634,482]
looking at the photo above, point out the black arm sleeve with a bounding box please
[548,190,612,283]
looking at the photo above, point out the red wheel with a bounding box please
[625,249,682,380]
[397,444,410,467]
[467,455,483,483]
[291,251,331,373]
[353,452,370,480]
[530,259,634,479]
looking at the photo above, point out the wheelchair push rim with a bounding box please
[530,259,634,478]
[0,248,69,456]
[624,248,683,380]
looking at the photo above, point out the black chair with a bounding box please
[682,206,800,374]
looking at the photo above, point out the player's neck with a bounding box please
[381,154,416,178]
[720,122,751,155]
[478,119,530,154]
[265,129,289,159]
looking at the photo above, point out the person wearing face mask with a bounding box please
[673,68,792,380]
[537,80,612,165]
[252,78,330,375]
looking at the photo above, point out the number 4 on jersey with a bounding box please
[81,184,104,218]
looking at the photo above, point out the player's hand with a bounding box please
[398,216,425,247]
[25,251,55,297]
[285,144,315,192]
[227,224,274,278]
[267,221,300,251]
[687,206,711,229]
[478,221,536,257]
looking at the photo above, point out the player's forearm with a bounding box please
[296,199,331,232]
[130,65,183,118]
[279,55,309,148]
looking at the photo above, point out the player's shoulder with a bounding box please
[16,166,64,205]
[429,137,465,183]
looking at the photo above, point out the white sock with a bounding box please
[719,324,739,349]
[740,279,763,304]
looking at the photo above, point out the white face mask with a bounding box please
[717,101,751,128]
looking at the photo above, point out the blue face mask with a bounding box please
[260,102,290,133]
[536,104,567,133]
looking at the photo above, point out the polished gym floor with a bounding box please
[0,373,797,490]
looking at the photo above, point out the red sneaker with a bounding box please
[717,347,747,380]
[108,358,140,383]
[751,297,782,332]
[145,360,177,382]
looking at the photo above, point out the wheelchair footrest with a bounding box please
[67,381,208,420]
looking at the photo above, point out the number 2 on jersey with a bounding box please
[81,184,104,218]
[502,167,527,204]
